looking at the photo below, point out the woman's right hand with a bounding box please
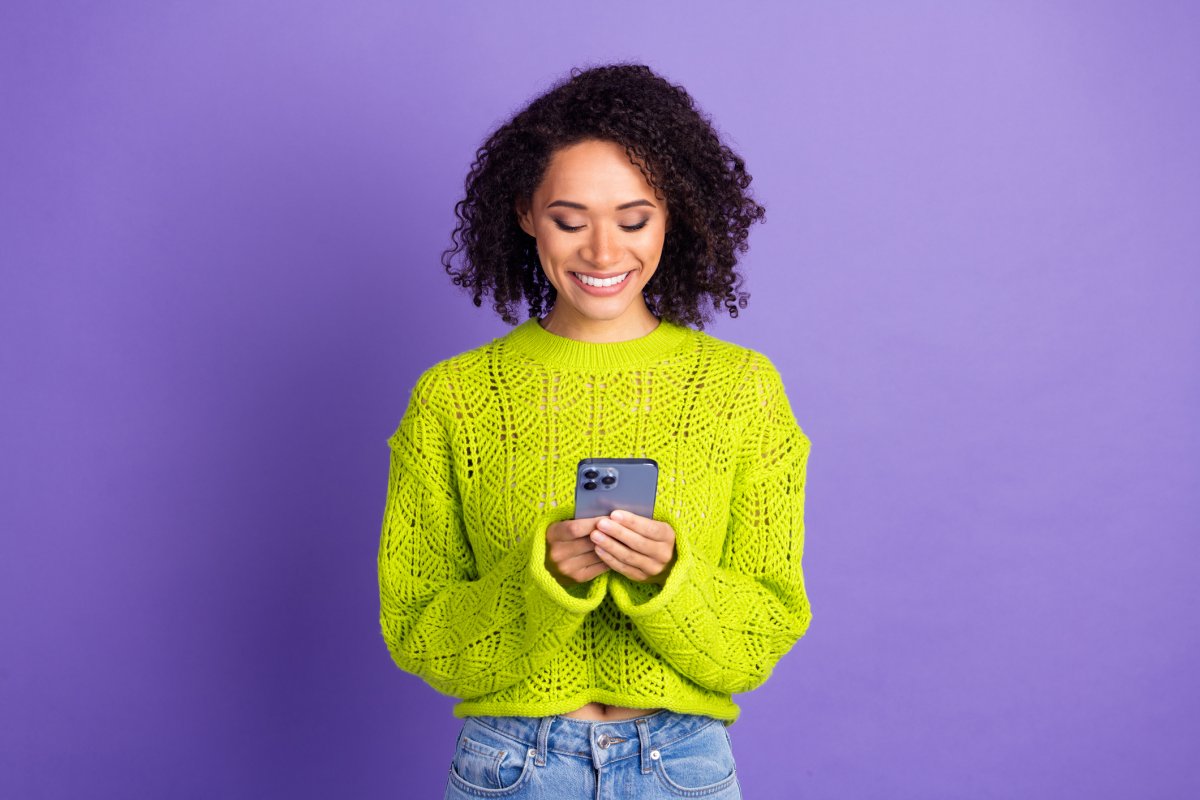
[545,518,610,587]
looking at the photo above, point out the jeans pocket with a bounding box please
[447,720,535,796]
[653,721,739,797]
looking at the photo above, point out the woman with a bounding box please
[378,63,813,799]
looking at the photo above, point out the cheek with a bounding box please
[635,240,666,269]
[536,233,576,263]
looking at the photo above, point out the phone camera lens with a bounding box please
[601,475,616,485]
[584,469,598,479]
[583,481,597,490]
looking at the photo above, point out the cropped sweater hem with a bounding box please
[452,691,739,725]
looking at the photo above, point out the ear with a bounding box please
[515,197,535,238]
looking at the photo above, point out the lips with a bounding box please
[571,271,628,280]
[571,271,629,279]
[569,269,633,295]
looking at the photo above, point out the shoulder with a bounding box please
[689,328,786,388]
[388,348,477,451]
[690,330,807,443]
[403,333,506,413]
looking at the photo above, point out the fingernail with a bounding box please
[610,511,623,521]
[592,531,606,542]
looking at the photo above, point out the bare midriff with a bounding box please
[561,702,664,721]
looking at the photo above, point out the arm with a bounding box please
[377,366,608,699]
[608,357,812,694]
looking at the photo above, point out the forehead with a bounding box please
[538,140,658,201]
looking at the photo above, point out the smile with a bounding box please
[571,271,631,288]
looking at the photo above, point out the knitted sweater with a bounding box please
[377,316,812,724]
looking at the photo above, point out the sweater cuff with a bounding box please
[608,511,696,618]
[527,510,609,613]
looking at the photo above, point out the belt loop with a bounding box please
[535,716,553,767]
[636,717,653,774]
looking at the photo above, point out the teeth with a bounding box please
[574,271,630,288]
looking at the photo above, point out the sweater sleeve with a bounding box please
[377,366,608,699]
[608,356,812,695]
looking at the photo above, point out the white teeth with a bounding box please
[574,271,630,288]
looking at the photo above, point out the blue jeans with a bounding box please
[443,710,741,799]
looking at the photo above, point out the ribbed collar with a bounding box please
[502,316,694,371]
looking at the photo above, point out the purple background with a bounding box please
[2,2,1197,798]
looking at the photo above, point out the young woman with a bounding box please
[378,63,813,799]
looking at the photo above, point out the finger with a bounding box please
[547,519,598,542]
[592,531,660,578]
[560,550,607,582]
[552,536,598,561]
[594,519,661,559]
[608,510,671,542]
[594,546,648,582]
[560,549,603,572]
[564,554,609,578]
[572,559,610,582]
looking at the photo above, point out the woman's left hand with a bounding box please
[589,510,676,584]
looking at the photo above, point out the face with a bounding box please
[516,139,669,331]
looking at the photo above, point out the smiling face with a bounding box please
[516,138,669,339]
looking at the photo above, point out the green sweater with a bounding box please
[377,316,812,723]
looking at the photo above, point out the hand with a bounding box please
[545,517,610,587]
[590,510,677,584]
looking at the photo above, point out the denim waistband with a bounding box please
[464,710,719,770]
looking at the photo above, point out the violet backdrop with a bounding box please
[1,1,1197,798]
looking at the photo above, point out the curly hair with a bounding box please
[441,62,767,330]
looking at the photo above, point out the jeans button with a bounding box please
[597,734,611,749]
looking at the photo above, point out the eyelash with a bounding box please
[553,219,650,233]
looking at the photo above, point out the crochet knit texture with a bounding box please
[377,316,812,723]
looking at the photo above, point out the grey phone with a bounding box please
[574,458,659,520]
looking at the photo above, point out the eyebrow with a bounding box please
[545,199,657,211]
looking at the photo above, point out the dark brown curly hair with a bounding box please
[441,62,767,330]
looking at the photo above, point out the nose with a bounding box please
[584,223,624,269]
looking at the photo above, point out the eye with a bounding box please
[552,219,651,233]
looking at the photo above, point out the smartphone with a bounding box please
[574,458,659,520]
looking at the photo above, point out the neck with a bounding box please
[538,306,660,343]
